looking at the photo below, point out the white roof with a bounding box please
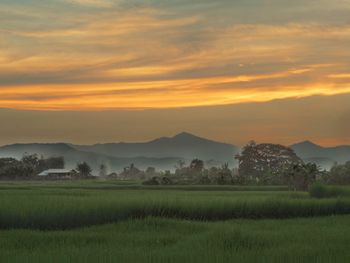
[38,169,73,176]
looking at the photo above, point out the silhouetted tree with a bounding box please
[77,162,92,177]
[284,163,320,191]
[235,141,303,184]
[190,159,204,173]
[0,158,23,179]
[119,163,144,179]
[326,161,350,184]
[217,163,232,184]
[44,157,64,170]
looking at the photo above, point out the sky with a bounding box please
[0,0,350,146]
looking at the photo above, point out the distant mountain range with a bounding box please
[290,141,350,170]
[0,142,183,174]
[74,132,238,162]
[0,133,349,173]
[0,132,239,174]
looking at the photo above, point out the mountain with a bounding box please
[0,132,239,173]
[2,135,349,173]
[73,132,239,166]
[290,141,350,170]
[0,143,183,174]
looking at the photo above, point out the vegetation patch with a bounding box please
[0,186,349,230]
[309,184,350,198]
[0,216,349,263]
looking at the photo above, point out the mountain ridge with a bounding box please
[0,132,239,173]
[290,140,350,170]
[73,132,238,161]
[1,134,350,172]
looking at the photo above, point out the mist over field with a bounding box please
[1,132,350,174]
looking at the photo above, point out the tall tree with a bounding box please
[77,162,92,177]
[190,159,204,173]
[21,153,40,177]
[284,163,320,191]
[235,142,303,184]
[327,161,350,184]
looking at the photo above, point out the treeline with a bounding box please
[324,162,350,185]
[1,141,350,189]
[141,159,322,191]
[140,159,350,190]
[0,154,64,180]
[140,142,350,190]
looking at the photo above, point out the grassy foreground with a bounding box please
[0,216,349,263]
[0,186,350,229]
[0,181,349,262]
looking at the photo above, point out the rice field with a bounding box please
[0,181,349,262]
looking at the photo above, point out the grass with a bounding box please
[310,183,350,198]
[0,181,349,262]
[0,216,349,263]
[0,182,349,229]
[0,180,289,191]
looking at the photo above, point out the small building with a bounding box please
[38,169,76,178]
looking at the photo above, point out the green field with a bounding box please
[0,181,349,262]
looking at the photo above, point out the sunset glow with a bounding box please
[0,0,350,145]
[1,1,349,111]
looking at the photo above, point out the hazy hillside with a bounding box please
[0,132,239,173]
[291,141,350,170]
[0,143,183,174]
[2,135,350,172]
[73,132,239,167]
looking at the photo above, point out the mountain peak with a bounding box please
[173,132,198,139]
[296,140,320,147]
[290,140,324,156]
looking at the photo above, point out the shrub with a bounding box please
[142,177,160,185]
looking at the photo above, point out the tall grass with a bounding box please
[0,181,289,191]
[0,188,349,230]
[0,182,349,262]
[309,184,350,198]
[0,216,349,263]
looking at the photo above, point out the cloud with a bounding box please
[64,0,114,7]
[0,1,349,110]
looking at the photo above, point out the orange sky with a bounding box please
[0,0,349,145]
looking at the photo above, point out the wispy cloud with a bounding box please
[0,0,349,110]
[64,0,114,8]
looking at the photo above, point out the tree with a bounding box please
[37,156,65,173]
[44,157,64,169]
[326,161,350,184]
[174,160,187,177]
[283,163,320,191]
[142,175,173,185]
[76,162,92,177]
[235,142,303,184]
[217,163,233,185]
[190,159,204,173]
[0,158,23,179]
[142,176,160,185]
[208,166,220,181]
[119,163,143,179]
[0,155,66,180]
[99,164,107,178]
[21,153,40,177]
